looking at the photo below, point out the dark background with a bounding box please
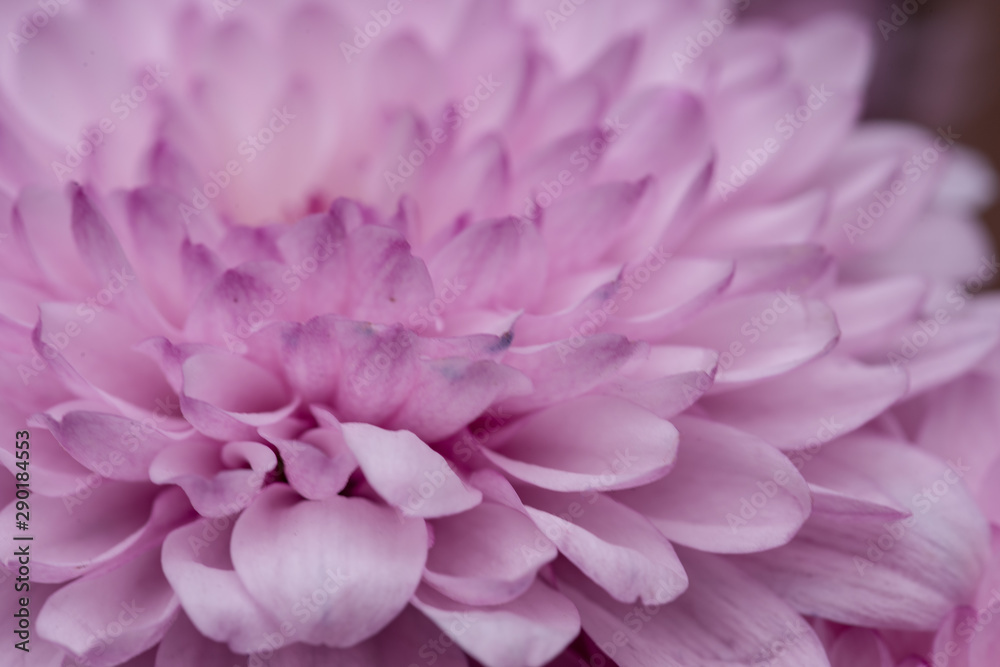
[749,0,1000,250]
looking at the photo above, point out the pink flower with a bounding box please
[0,1,997,666]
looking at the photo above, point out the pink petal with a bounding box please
[0,485,190,583]
[427,216,547,311]
[498,334,646,414]
[230,485,428,647]
[828,628,893,667]
[604,257,734,341]
[37,547,180,667]
[149,440,275,518]
[259,422,358,501]
[424,501,556,605]
[33,409,177,481]
[482,395,678,492]
[160,518,291,653]
[612,416,811,553]
[595,344,718,419]
[0,410,89,495]
[669,292,840,384]
[519,486,688,605]
[700,355,908,451]
[180,352,297,441]
[340,422,482,518]
[736,434,990,630]
[412,580,580,667]
[557,549,829,667]
[154,613,245,667]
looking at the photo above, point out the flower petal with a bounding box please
[340,421,482,518]
[412,580,580,667]
[230,485,428,647]
[37,547,180,667]
[482,396,678,492]
[556,549,829,667]
[736,434,990,630]
[612,416,811,553]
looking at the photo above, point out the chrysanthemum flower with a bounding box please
[0,1,998,666]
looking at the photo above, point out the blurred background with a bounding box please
[749,0,1000,249]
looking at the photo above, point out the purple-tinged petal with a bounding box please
[340,422,482,518]
[231,485,428,647]
[612,416,811,554]
[482,396,678,492]
[412,580,580,667]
